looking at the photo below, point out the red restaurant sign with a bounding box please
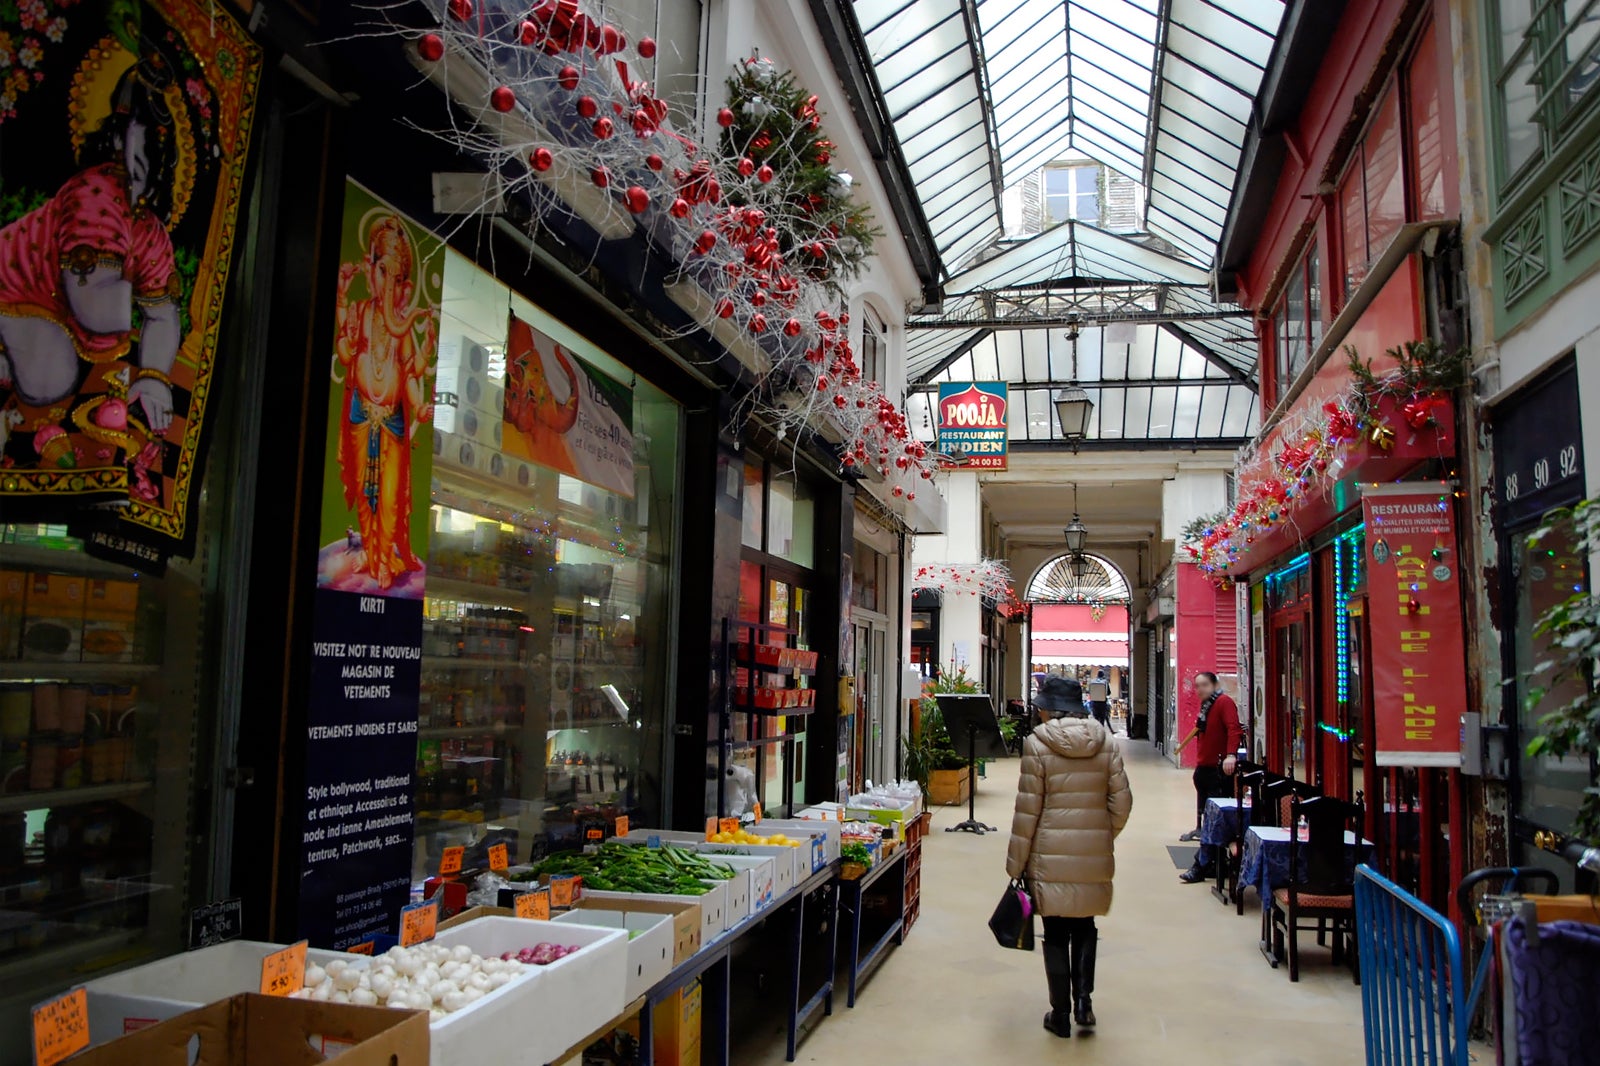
[1362,482,1468,767]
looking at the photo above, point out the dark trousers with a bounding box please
[1191,766,1228,867]
[1043,915,1096,942]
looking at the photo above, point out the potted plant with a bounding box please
[904,667,982,806]
[1525,496,1600,843]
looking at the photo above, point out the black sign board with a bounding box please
[1494,356,1585,528]
[188,898,243,949]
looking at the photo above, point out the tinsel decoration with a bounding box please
[913,560,1016,603]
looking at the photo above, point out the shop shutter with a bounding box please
[1214,586,1238,674]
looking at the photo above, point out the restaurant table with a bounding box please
[1239,825,1373,967]
[1201,797,1252,905]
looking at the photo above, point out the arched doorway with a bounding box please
[1025,553,1134,729]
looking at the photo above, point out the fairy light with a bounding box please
[1333,523,1364,706]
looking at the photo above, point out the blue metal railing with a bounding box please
[1354,864,1467,1066]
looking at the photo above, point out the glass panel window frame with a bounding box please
[1042,163,1102,226]
[1271,241,1320,402]
[1487,0,1600,190]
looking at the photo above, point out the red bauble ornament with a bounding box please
[783,318,801,337]
[417,33,445,62]
[833,394,847,408]
[598,24,626,55]
[632,110,655,137]
[530,147,554,172]
[624,186,649,214]
[749,289,767,307]
[592,116,614,139]
[809,242,826,258]
[669,198,691,219]
[756,164,774,183]
[694,230,717,254]
[715,298,735,319]
[645,153,664,171]
[816,375,830,391]
[520,20,542,45]
[737,157,755,177]
[591,166,610,188]
[576,95,598,118]
[748,314,768,334]
[448,0,472,20]
[717,107,735,127]
[490,86,517,112]
[907,493,916,501]
[638,36,657,58]
[557,65,580,90]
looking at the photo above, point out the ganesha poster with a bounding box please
[0,0,260,552]
[314,180,442,602]
[503,313,634,499]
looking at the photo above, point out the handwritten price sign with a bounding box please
[514,888,551,921]
[260,940,309,997]
[549,875,582,908]
[614,815,630,838]
[399,899,439,946]
[488,843,509,873]
[32,989,89,1066]
[348,940,376,956]
[719,818,740,836]
[751,802,762,824]
[439,846,464,877]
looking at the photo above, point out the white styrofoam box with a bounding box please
[694,842,794,897]
[621,829,704,846]
[714,869,751,928]
[705,854,775,911]
[551,907,673,1002]
[586,878,728,940]
[79,940,370,1046]
[755,820,841,871]
[736,832,812,884]
[431,916,625,1066]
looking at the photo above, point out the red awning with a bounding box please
[1030,639,1129,666]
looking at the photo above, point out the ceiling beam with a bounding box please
[1158,322,1257,390]
[906,307,1247,329]
[910,376,1245,394]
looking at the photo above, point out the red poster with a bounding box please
[1362,483,1468,766]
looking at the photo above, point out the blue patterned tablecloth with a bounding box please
[1239,826,1372,912]
[1201,797,1249,846]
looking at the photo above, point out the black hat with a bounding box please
[1035,676,1086,716]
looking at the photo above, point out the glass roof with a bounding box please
[849,0,1284,273]
[908,323,1260,444]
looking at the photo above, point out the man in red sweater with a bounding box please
[1174,672,1243,884]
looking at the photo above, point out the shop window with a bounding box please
[851,544,886,614]
[1488,0,1600,185]
[1272,242,1320,401]
[417,249,680,876]
[767,474,815,569]
[1364,88,1407,261]
[742,459,764,550]
[1407,23,1449,220]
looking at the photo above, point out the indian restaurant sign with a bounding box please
[937,382,1009,470]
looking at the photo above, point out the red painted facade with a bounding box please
[1174,564,1239,769]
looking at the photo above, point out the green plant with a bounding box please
[1524,496,1600,843]
[902,666,983,798]
[1344,339,1471,418]
[1181,509,1229,547]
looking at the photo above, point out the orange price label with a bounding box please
[514,888,551,920]
[399,900,439,946]
[751,802,762,824]
[719,817,739,836]
[260,940,309,997]
[32,989,89,1066]
[614,815,630,838]
[705,817,718,841]
[585,828,604,841]
[439,846,465,876]
[488,843,509,873]
[550,874,582,907]
[347,940,375,956]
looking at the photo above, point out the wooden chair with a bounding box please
[1269,793,1364,983]
[1230,765,1271,913]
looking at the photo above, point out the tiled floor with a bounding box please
[747,737,1368,1064]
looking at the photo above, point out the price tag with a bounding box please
[347,940,376,956]
[705,817,718,841]
[439,846,465,877]
[32,989,89,1066]
[719,817,739,836]
[751,802,762,824]
[515,888,551,921]
[399,899,439,946]
[260,940,309,997]
[647,834,662,848]
[614,815,630,838]
[550,874,583,907]
[488,843,509,873]
[585,828,604,841]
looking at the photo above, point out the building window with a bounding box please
[1044,164,1100,226]
[1489,0,1600,187]
[859,307,886,388]
[1272,241,1320,399]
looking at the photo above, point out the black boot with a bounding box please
[1071,928,1098,1031]
[1042,936,1072,1037]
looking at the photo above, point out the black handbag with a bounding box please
[989,877,1036,951]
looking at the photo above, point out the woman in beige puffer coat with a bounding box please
[1006,675,1132,1038]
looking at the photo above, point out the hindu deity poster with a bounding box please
[315,180,442,602]
[0,0,260,554]
[502,313,634,498]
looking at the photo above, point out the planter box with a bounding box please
[432,915,627,1066]
[929,767,972,807]
[552,907,674,1002]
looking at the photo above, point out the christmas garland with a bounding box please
[377,3,933,499]
[913,560,1016,603]
[1187,341,1467,575]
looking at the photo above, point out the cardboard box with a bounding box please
[21,572,85,662]
[562,895,701,966]
[81,578,139,663]
[552,905,674,1001]
[585,879,728,940]
[0,569,25,658]
[70,993,428,1066]
[80,939,368,1045]
[432,915,626,1066]
[652,977,701,1066]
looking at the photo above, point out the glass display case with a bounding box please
[411,250,680,876]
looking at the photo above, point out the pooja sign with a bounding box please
[937,382,1008,469]
[1362,483,1469,767]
